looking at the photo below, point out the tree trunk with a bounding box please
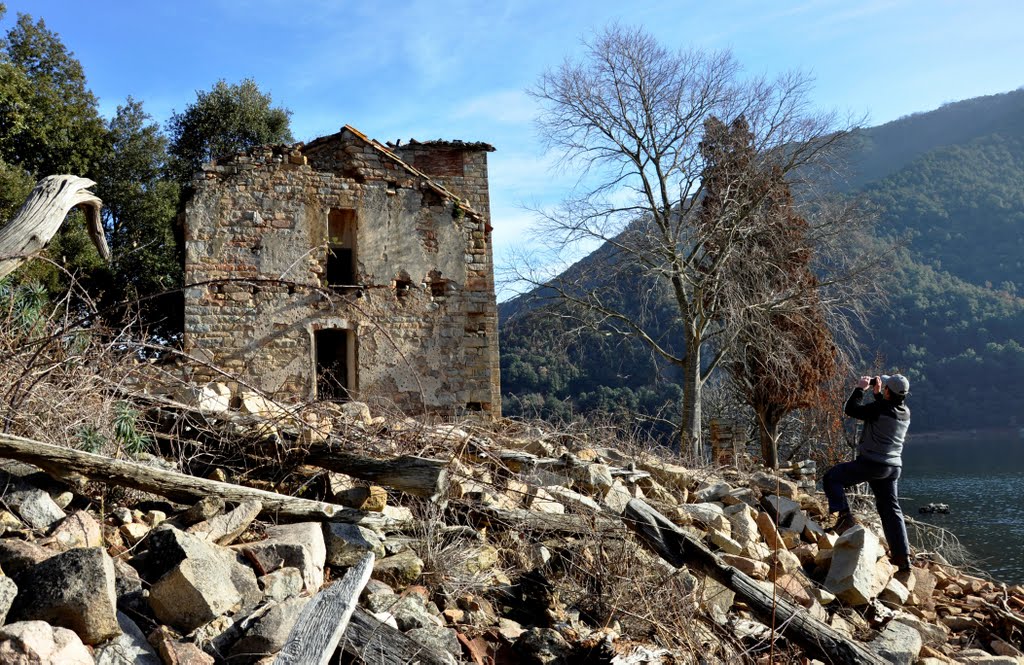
[758,407,781,470]
[0,175,108,279]
[680,338,704,461]
[623,499,887,664]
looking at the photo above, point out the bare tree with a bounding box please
[514,26,866,458]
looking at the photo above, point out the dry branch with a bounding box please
[0,175,108,279]
[622,498,887,665]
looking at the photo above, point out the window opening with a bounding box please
[327,209,357,288]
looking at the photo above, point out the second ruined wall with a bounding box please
[182,130,500,416]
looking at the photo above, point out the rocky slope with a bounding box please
[0,389,1021,664]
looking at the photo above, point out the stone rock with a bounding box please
[372,550,423,588]
[497,617,526,641]
[569,463,614,495]
[94,611,162,665]
[339,401,372,424]
[824,526,886,605]
[528,488,565,514]
[239,390,289,421]
[149,554,242,632]
[701,577,735,624]
[636,458,694,493]
[676,502,729,532]
[387,593,444,631]
[708,531,743,555]
[259,567,304,602]
[187,499,262,546]
[751,471,799,499]
[137,527,260,612]
[881,576,911,605]
[771,574,813,607]
[9,546,120,644]
[869,619,923,665]
[726,504,760,547]
[241,522,326,592]
[694,481,732,503]
[543,485,602,513]
[229,596,310,662]
[148,625,215,665]
[143,510,166,527]
[0,620,93,664]
[951,649,1019,664]
[764,495,801,527]
[0,575,16,624]
[49,511,102,551]
[601,480,632,514]
[755,510,783,550]
[119,522,151,546]
[891,611,949,647]
[5,486,65,529]
[406,626,459,664]
[111,507,134,525]
[766,548,802,580]
[324,522,385,566]
[720,554,769,580]
[180,497,226,526]
[0,539,52,576]
[515,627,574,664]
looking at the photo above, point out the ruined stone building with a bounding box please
[182,126,500,417]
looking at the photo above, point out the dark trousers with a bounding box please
[823,457,910,557]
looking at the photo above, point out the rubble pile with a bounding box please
[0,388,1021,664]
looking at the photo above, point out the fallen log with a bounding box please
[0,432,391,525]
[0,175,108,279]
[274,552,374,665]
[341,607,453,665]
[622,499,886,665]
[460,504,623,539]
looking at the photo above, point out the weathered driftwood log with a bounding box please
[341,607,453,665]
[274,552,374,665]
[0,432,392,525]
[0,175,108,279]
[622,499,887,665]
[303,446,448,500]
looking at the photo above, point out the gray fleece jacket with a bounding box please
[844,387,911,467]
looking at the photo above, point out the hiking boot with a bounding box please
[834,511,861,535]
[891,554,912,572]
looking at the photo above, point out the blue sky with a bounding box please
[4,0,1023,266]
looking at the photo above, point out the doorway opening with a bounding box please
[315,328,355,401]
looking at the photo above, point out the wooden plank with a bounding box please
[303,447,449,500]
[0,432,380,524]
[623,499,887,665]
[274,552,375,665]
[340,607,453,665]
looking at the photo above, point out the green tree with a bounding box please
[0,10,105,177]
[94,98,181,331]
[167,79,293,184]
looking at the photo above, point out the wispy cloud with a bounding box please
[453,89,538,125]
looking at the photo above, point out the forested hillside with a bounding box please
[501,90,1024,434]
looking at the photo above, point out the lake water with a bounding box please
[897,431,1024,584]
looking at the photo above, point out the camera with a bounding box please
[869,377,878,386]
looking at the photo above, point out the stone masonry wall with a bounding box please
[183,129,501,416]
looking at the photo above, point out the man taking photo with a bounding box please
[823,373,912,572]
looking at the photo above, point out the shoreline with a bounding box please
[907,426,1022,444]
